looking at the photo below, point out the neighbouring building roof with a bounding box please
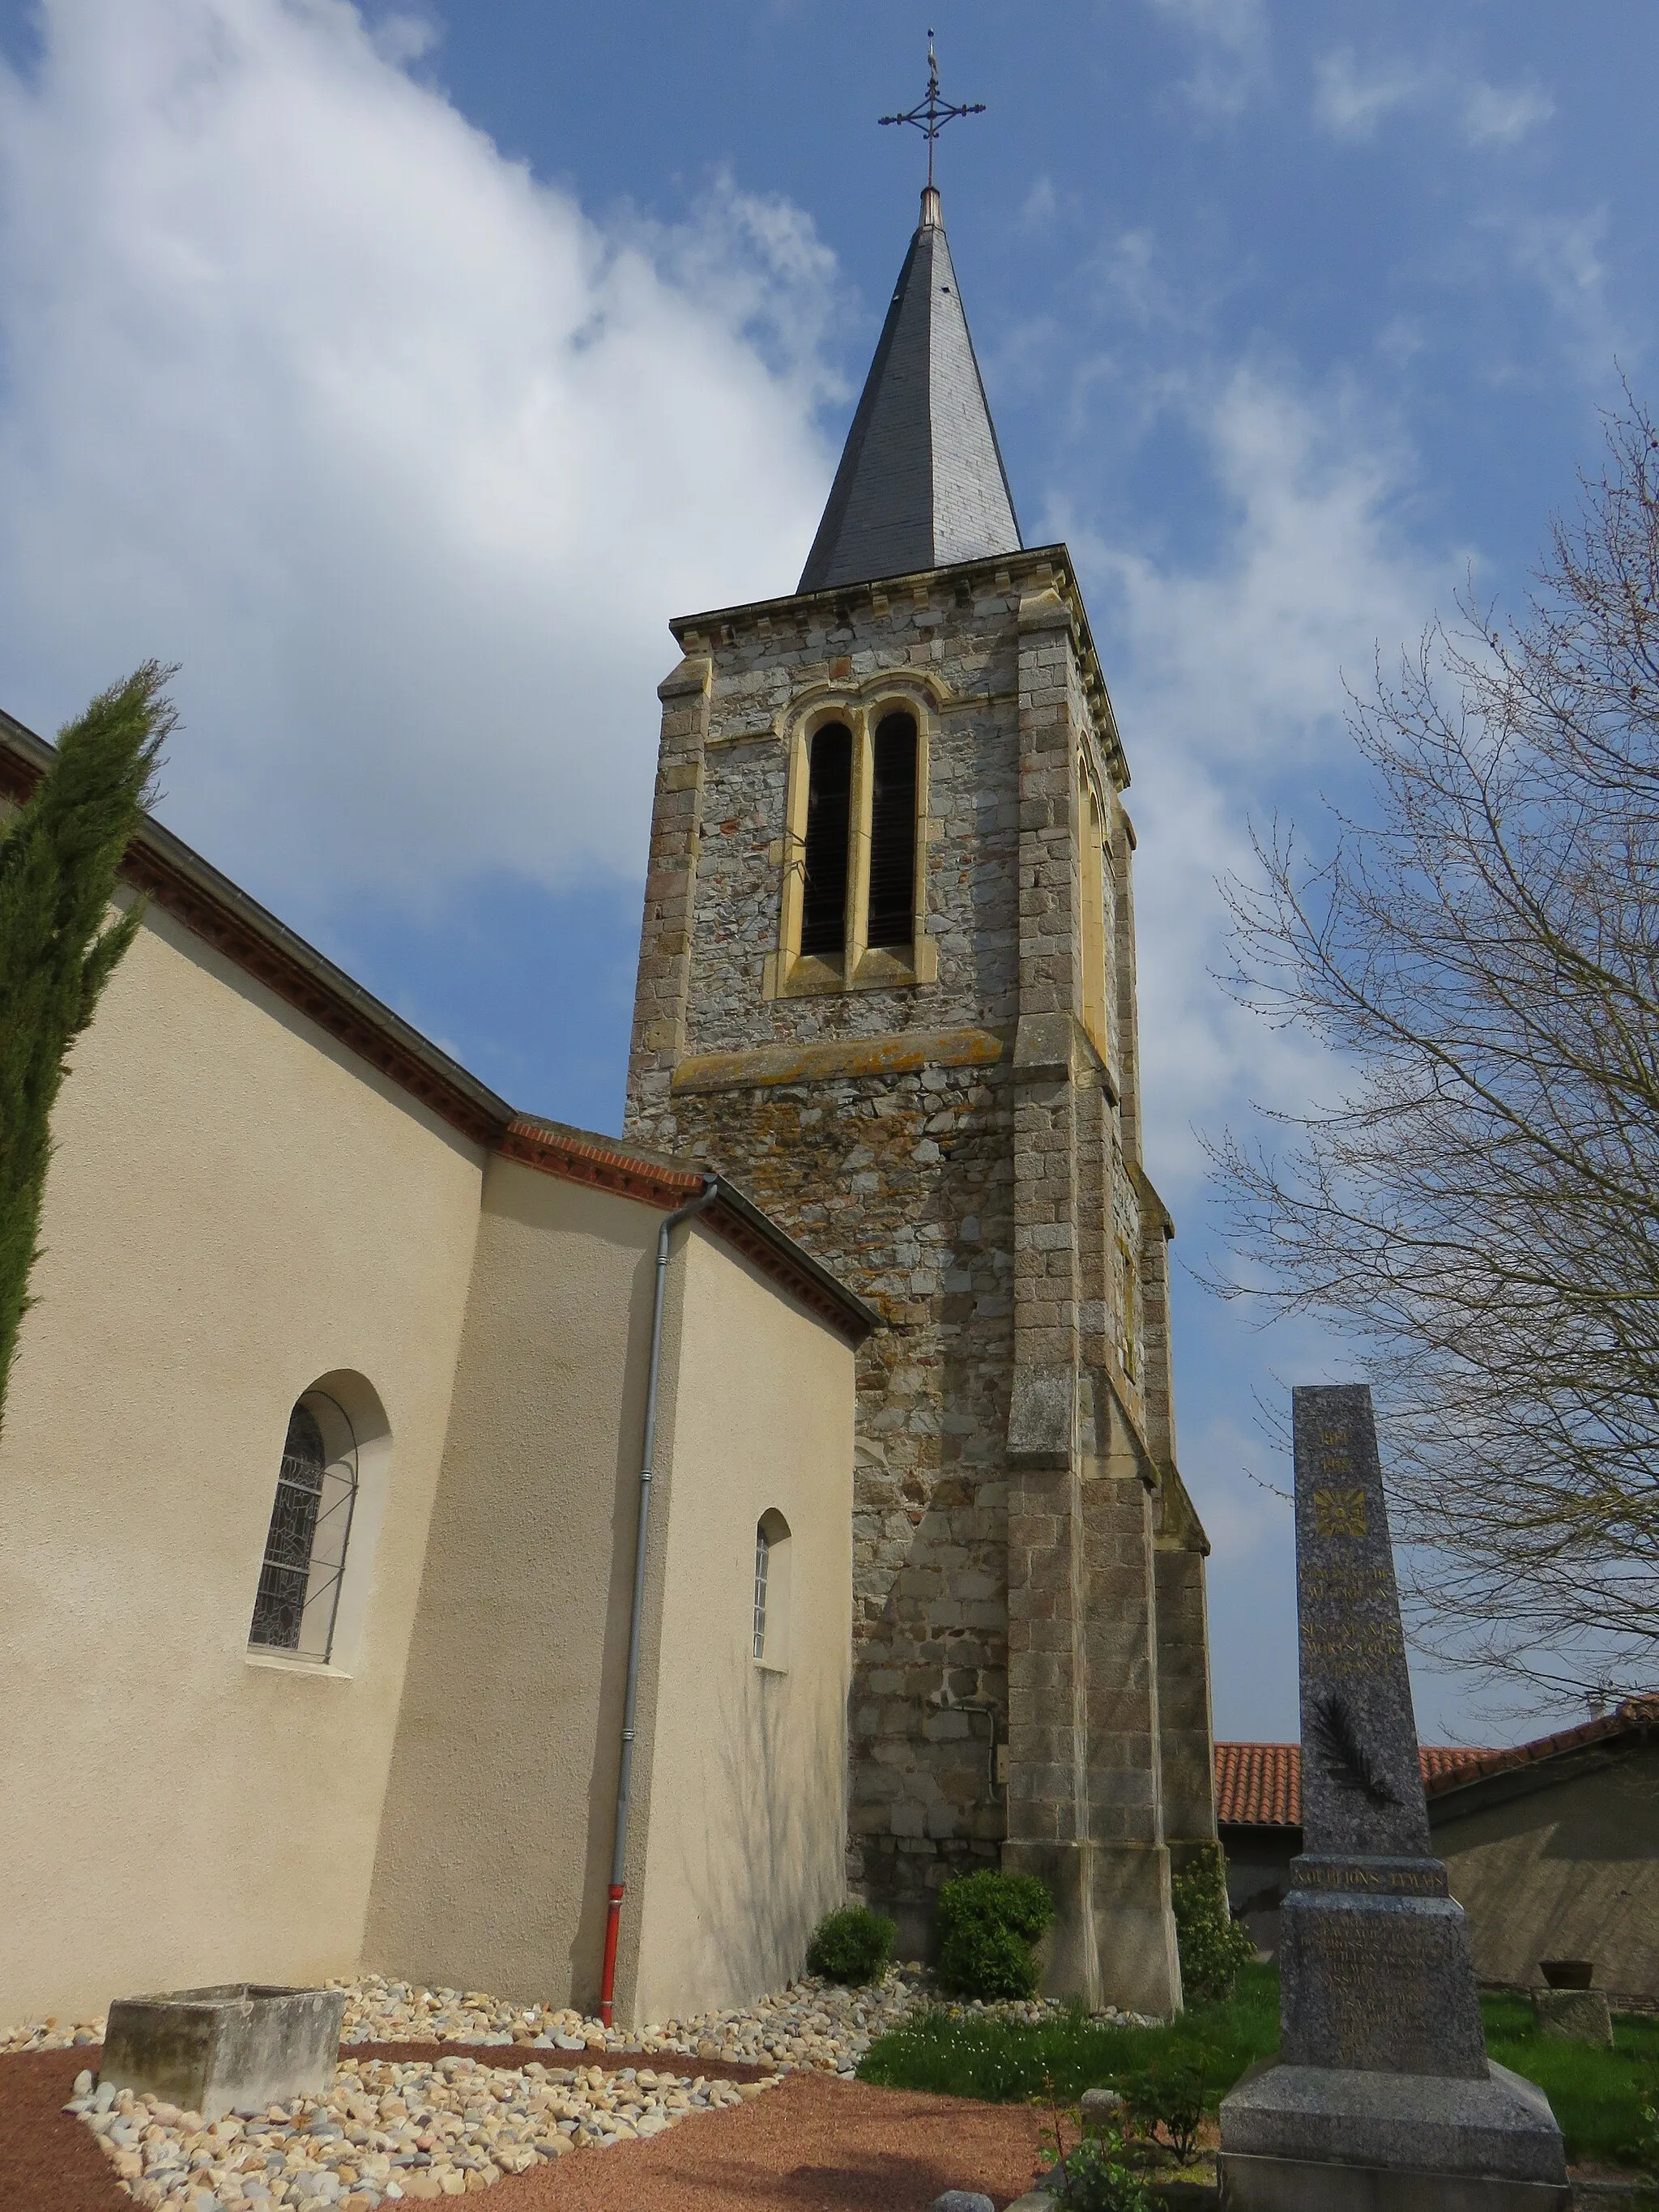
[1215,1696,1659,1830]
[0,706,880,1346]
[797,186,1021,594]
[1215,1741,1492,1829]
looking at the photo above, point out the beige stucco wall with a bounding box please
[621,1228,854,2027]
[361,1157,657,2011]
[0,899,485,2027]
[1438,1746,1659,2001]
[365,1172,857,2027]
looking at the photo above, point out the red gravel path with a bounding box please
[0,2046,1044,2212]
[481,2073,1046,2210]
[0,2052,128,2212]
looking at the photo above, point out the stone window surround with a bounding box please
[762,676,940,1001]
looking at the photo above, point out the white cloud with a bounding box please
[1506,208,1626,380]
[0,0,839,917]
[1462,79,1554,147]
[1148,0,1269,117]
[1055,368,1454,1200]
[1313,51,1554,152]
[1019,177,1057,229]
[1312,46,1431,142]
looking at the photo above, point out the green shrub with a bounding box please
[0,663,170,1431]
[1120,2048,1215,2163]
[1171,1848,1257,2008]
[934,1869,1054,2001]
[1038,2130,1153,2211]
[805,1903,896,1985]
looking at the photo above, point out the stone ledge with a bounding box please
[1220,2058,1567,2185]
[672,1025,1007,1093]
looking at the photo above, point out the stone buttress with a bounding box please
[623,541,1216,2014]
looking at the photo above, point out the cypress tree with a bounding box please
[0,663,174,1429]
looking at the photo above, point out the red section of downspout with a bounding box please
[599,1886,625,2027]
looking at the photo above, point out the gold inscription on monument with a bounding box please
[1301,1564,1392,1605]
[1313,1486,1367,1540]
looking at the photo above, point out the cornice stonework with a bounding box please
[668,542,1128,789]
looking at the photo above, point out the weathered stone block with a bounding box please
[100,1984,345,2121]
[1532,1987,1613,2046]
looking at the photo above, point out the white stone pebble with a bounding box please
[66,2052,780,2208]
[0,2011,104,2054]
[6,1963,1151,2073]
[328,1963,1145,2076]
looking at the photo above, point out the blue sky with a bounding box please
[1,0,1652,1744]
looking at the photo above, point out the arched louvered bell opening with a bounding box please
[800,722,853,954]
[868,711,918,948]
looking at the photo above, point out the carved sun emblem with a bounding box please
[1314,1486,1367,1540]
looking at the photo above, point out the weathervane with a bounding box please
[879,30,986,190]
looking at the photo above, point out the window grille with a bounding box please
[867,712,918,947]
[753,1519,770,1660]
[249,1393,359,1662]
[800,722,853,953]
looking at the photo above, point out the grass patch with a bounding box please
[859,1968,1659,2174]
[856,1960,1280,2106]
[1480,1993,1659,2169]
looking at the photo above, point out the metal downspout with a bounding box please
[598,1172,720,2028]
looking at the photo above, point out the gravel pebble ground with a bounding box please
[331,1967,1150,2078]
[2,1967,1152,2075]
[64,2052,779,2209]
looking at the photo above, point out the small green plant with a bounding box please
[805,1903,896,1985]
[1121,2048,1214,2165]
[1036,2072,1153,2212]
[1636,2071,1658,2183]
[934,1869,1055,2001]
[1171,1848,1257,2008]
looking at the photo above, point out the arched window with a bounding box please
[249,1391,360,1662]
[867,711,918,948]
[753,1508,792,1670]
[799,723,852,954]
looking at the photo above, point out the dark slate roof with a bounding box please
[799,188,1021,593]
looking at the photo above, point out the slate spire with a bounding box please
[798,187,1022,594]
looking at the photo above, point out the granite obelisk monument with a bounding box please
[1218,1385,1568,2210]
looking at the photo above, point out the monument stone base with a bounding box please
[1218,2058,1568,2211]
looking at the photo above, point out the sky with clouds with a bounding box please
[1,0,1652,1743]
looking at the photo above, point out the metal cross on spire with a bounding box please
[878,30,986,190]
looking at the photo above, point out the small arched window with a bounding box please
[753,1508,792,1670]
[800,723,852,954]
[867,711,918,948]
[249,1392,360,1661]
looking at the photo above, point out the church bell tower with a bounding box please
[624,168,1216,2014]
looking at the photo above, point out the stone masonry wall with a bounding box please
[625,549,1213,1975]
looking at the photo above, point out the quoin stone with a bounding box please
[1218,1385,1568,2210]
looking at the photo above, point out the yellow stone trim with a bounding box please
[672,1025,1007,1093]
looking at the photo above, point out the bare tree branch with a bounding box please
[1206,392,1659,1706]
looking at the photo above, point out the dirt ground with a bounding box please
[0,2047,1047,2212]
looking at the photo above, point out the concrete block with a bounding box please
[100,1984,346,2120]
[1080,2084,1124,2127]
[1533,1987,1613,2046]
